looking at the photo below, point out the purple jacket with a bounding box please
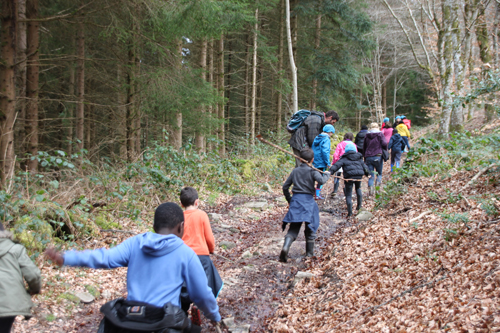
[363,130,388,157]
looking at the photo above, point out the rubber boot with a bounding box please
[347,203,353,217]
[315,189,324,200]
[391,164,394,172]
[368,186,373,197]
[356,188,363,211]
[279,236,294,263]
[305,240,315,257]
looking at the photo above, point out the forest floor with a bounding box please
[11,150,500,332]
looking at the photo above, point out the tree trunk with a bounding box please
[76,20,85,162]
[16,0,27,158]
[286,0,298,114]
[310,12,321,111]
[172,40,183,149]
[382,81,387,118]
[276,0,284,132]
[217,36,225,155]
[438,0,454,138]
[225,40,232,139]
[257,58,263,135]
[68,65,75,155]
[126,22,139,161]
[244,34,250,137]
[25,0,39,172]
[250,8,259,145]
[207,39,214,151]
[195,39,207,152]
[464,0,479,119]
[494,1,500,68]
[0,0,17,185]
[450,1,465,132]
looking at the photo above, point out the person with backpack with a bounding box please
[280,149,330,262]
[329,143,370,217]
[354,125,368,155]
[395,118,411,151]
[0,223,41,333]
[401,115,411,129]
[381,118,393,143]
[363,123,388,196]
[331,132,357,196]
[388,130,405,172]
[288,110,339,167]
[311,125,335,200]
[45,203,220,332]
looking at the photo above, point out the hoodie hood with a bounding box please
[343,150,363,161]
[0,230,15,258]
[139,232,184,257]
[368,128,381,133]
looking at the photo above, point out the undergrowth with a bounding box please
[1,133,294,256]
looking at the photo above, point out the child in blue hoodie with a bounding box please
[45,202,221,330]
[311,124,335,200]
[388,130,405,172]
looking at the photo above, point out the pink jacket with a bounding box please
[381,127,393,144]
[332,140,357,165]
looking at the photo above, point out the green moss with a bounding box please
[85,285,100,298]
[235,159,256,179]
[94,212,121,230]
[58,292,80,303]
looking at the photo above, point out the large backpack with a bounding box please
[402,118,411,129]
[286,109,311,133]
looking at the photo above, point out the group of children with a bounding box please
[279,116,412,262]
[2,187,223,333]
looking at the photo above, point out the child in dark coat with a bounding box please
[329,143,370,217]
[280,149,330,262]
[388,131,405,172]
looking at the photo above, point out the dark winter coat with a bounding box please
[283,163,330,203]
[354,130,368,153]
[363,130,388,157]
[388,133,405,153]
[329,151,369,180]
[288,111,325,150]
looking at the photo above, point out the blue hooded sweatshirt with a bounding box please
[64,232,221,322]
[312,133,331,169]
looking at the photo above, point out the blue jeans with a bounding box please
[365,156,382,187]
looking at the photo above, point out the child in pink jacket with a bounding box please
[331,132,357,195]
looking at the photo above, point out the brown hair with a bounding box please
[343,132,354,141]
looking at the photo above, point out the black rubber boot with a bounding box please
[347,203,353,217]
[356,188,363,211]
[305,240,315,257]
[279,236,294,263]
[333,181,339,194]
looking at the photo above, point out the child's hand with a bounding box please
[45,247,64,266]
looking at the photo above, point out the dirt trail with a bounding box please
[13,179,361,333]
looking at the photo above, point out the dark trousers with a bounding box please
[391,150,402,168]
[344,180,362,208]
[365,155,382,187]
[292,148,302,167]
[285,222,316,241]
[0,316,15,333]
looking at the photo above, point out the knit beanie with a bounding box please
[344,142,356,153]
[323,124,335,133]
[383,117,389,123]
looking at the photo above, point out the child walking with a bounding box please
[331,132,357,196]
[395,116,411,151]
[280,149,330,262]
[388,130,405,171]
[179,187,223,326]
[0,223,41,333]
[312,124,335,200]
[329,143,370,217]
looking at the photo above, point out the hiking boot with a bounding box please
[305,240,315,257]
[368,186,374,197]
[279,236,294,263]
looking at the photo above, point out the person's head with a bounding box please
[153,202,185,237]
[395,116,401,123]
[325,110,339,125]
[369,122,379,130]
[343,132,354,141]
[361,125,368,130]
[180,186,199,208]
[344,142,356,153]
[383,117,389,124]
[323,124,335,137]
[300,148,314,163]
[401,115,406,119]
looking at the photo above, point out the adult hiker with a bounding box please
[329,143,370,217]
[0,223,41,333]
[280,149,330,262]
[354,125,368,155]
[331,132,357,196]
[312,124,335,200]
[363,122,388,196]
[288,110,339,167]
[45,203,220,332]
